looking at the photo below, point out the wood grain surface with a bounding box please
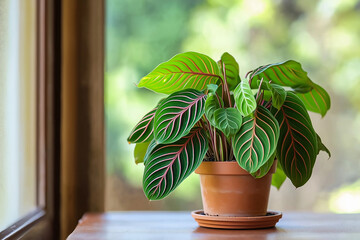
[61,0,105,238]
[68,211,360,240]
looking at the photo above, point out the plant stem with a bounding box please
[203,118,215,156]
[229,145,234,161]
[222,62,233,108]
[221,133,228,161]
[264,98,272,109]
[248,64,269,86]
[255,78,264,101]
[213,126,220,161]
[215,93,223,108]
[199,119,214,157]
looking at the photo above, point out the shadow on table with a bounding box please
[192,227,284,240]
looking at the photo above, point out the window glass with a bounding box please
[106,0,360,213]
[0,0,37,230]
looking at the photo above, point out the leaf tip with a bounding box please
[137,77,147,88]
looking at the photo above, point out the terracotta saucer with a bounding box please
[191,210,282,230]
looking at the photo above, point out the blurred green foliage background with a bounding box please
[105,0,360,212]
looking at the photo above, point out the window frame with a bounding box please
[0,0,105,237]
[0,0,61,238]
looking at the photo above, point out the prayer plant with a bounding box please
[127,52,331,200]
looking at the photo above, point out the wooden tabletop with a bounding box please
[68,211,360,240]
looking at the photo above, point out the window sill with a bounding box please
[68,211,360,239]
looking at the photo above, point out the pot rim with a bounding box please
[195,161,277,176]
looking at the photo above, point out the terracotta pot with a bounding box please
[195,161,276,217]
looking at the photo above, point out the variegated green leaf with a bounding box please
[138,52,221,94]
[205,93,223,126]
[219,52,240,90]
[154,89,206,144]
[251,153,276,178]
[134,141,151,164]
[232,106,279,173]
[249,60,330,116]
[273,92,318,187]
[272,162,286,190]
[213,108,242,138]
[234,80,257,117]
[127,108,156,143]
[143,128,208,200]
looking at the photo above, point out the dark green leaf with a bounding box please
[127,108,156,143]
[316,134,331,159]
[273,92,318,187]
[138,52,221,94]
[213,108,243,138]
[232,106,280,173]
[154,89,206,144]
[234,80,257,117]
[143,128,208,200]
[268,83,287,109]
[144,139,157,163]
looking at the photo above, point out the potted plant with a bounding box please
[127,52,331,228]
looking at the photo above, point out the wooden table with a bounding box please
[68,212,360,240]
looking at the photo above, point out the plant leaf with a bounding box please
[316,134,331,159]
[262,90,272,102]
[234,80,257,117]
[144,139,157,163]
[143,128,208,200]
[205,93,222,126]
[268,83,287,109]
[272,162,286,190]
[219,52,240,90]
[213,108,242,138]
[273,92,318,187]
[207,84,218,94]
[138,52,221,94]
[249,60,330,116]
[251,153,275,178]
[249,60,313,88]
[232,106,280,173]
[292,84,313,93]
[296,83,331,117]
[154,89,206,144]
[134,141,151,164]
[127,108,156,143]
